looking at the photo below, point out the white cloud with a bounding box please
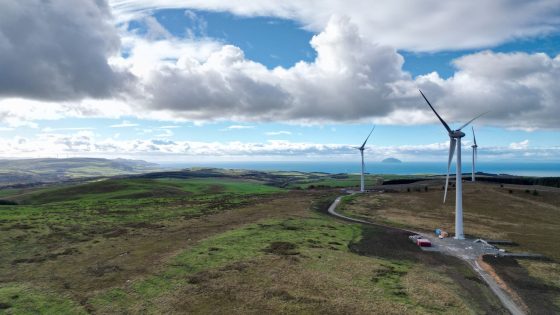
[1,1,559,132]
[143,15,172,40]
[1,130,558,162]
[265,131,292,136]
[0,98,134,128]
[510,140,530,150]
[110,120,139,128]
[116,16,559,129]
[136,16,409,123]
[221,125,255,130]
[407,51,560,129]
[110,0,560,51]
[42,127,96,132]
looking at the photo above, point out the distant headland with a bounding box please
[382,157,402,163]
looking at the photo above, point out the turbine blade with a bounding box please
[458,111,488,131]
[444,137,456,203]
[359,125,375,149]
[472,126,477,146]
[419,89,452,133]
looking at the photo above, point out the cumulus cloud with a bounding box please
[1,1,560,131]
[1,131,557,161]
[408,51,560,129]
[126,16,560,129]
[110,0,560,51]
[136,16,409,123]
[0,0,133,100]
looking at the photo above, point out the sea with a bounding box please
[159,161,560,177]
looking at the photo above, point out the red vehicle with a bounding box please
[416,239,432,247]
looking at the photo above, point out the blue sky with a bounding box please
[0,1,559,162]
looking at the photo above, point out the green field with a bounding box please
[0,174,506,314]
[0,158,159,186]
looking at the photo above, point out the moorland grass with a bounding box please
[90,215,481,314]
[339,181,560,313]
[0,284,86,314]
[0,175,505,314]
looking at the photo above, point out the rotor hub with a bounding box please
[450,130,465,138]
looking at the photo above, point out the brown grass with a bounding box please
[143,249,482,315]
[341,181,560,314]
[2,192,315,303]
[343,181,560,260]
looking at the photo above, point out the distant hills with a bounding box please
[0,158,159,187]
[382,157,402,163]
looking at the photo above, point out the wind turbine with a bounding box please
[471,127,478,182]
[419,90,485,240]
[356,126,375,192]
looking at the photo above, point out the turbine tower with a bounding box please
[357,126,375,192]
[471,127,478,182]
[420,90,485,240]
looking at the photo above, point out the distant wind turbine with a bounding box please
[471,127,478,182]
[420,90,486,240]
[356,126,375,192]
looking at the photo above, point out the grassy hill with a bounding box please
[339,180,560,313]
[0,173,506,314]
[1,168,558,313]
[0,158,159,186]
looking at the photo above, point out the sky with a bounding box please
[0,0,559,163]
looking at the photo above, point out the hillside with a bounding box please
[0,173,506,314]
[0,158,159,186]
[0,168,558,313]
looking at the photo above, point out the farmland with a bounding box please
[0,158,159,187]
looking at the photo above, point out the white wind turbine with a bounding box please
[356,126,375,192]
[420,90,486,240]
[471,127,478,182]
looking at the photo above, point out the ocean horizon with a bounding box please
[159,161,560,177]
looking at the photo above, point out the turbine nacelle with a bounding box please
[357,126,375,193]
[449,130,465,138]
